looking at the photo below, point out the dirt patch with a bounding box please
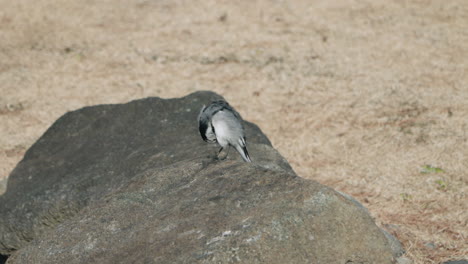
[1,0,466,262]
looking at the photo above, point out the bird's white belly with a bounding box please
[212,119,230,147]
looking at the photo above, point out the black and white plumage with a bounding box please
[198,100,251,162]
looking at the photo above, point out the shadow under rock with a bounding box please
[0,254,8,264]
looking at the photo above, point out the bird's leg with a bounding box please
[217,146,230,160]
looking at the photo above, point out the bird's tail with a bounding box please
[235,138,251,162]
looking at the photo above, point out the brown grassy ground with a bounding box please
[1,0,467,262]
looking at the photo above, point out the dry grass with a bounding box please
[1,0,467,262]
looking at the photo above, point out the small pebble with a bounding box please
[397,256,412,264]
[424,242,437,250]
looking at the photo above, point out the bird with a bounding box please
[198,100,252,162]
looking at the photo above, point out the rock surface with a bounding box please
[442,261,468,264]
[1,91,398,263]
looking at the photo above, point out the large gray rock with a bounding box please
[1,91,269,255]
[1,91,398,263]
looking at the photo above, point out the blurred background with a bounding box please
[0,0,467,262]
